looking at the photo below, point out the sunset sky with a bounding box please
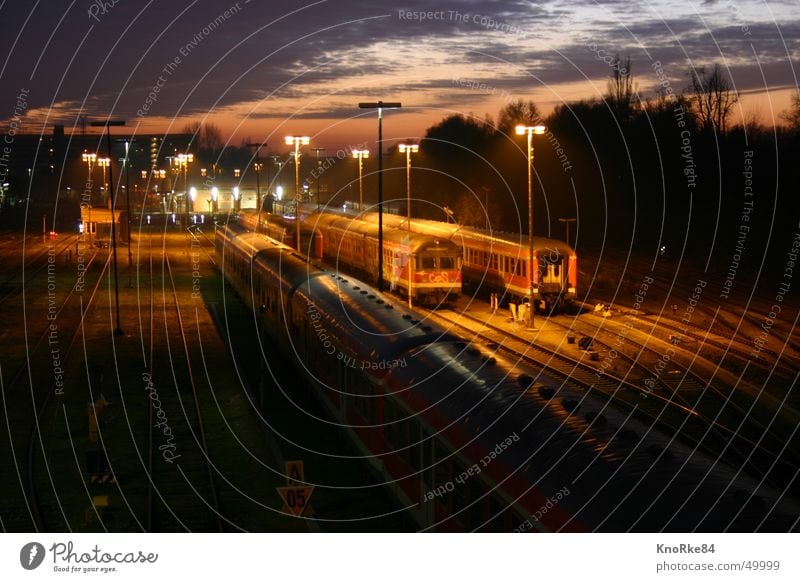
[1,0,797,151]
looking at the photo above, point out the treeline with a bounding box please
[408,65,800,282]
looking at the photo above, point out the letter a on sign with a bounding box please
[285,460,304,485]
[277,486,314,516]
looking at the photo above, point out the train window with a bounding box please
[508,258,515,275]
[421,256,435,269]
[490,254,498,270]
[553,264,560,277]
[440,256,454,269]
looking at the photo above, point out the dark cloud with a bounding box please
[0,0,797,133]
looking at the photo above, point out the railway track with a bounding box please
[15,248,107,531]
[544,313,799,487]
[0,233,79,308]
[418,306,797,492]
[144,241,222,532]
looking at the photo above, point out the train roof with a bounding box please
[303,212,461,255]
[358,211,577,257]
[220,224,459,371]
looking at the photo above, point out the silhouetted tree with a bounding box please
[497,99,542,134]
[606,54,636,121]
[780,89,800,129]
[686,64,738,133]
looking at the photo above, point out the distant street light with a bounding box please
[246,142,265,222]
[82,152,97,199]
[352,149,369,211]
[515,123,546,329]
[97,157,110,204]
[285,135,309,251]
[359,101,401,292]
[176,153,193,213]
[233,186,240,212]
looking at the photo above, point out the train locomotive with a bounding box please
[360,212,577,312]
[238,209,462,305]
[216,223,799,532]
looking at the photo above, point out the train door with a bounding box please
[541,257,563,287]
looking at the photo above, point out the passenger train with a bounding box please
[216,222,799,532]
[238,209,462,305]
[360,212,577,312]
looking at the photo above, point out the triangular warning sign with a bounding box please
[277,486,314,516]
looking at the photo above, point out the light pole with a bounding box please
[82,151,96,193]
[233,186,240,212]
[311,147,325,205]
[211,186,218,215]
[358,101,401,292]
[189,187,197,221]
[246,142,264,217]
[515,123,546,329]
[176,153,193,216]
[285,135,309,252]
[352,149,369,212]
[398,143,418,231]
[558,217,576,246]
[90,119,125,337]
[97,157,110,206]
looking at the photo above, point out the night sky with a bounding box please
[0,0,797,148]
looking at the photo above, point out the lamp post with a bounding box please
[285,135,309,252]
[82,152,96,195]
[246,142,264,217]
[189,187,197,222]
[358,101,402,292]
[97,157,110,206]
[398,143,419,308]
[211,186,218,215]
[558,217,576,246]
[398,143,418,230]
[311,147,325,205]
[90,119,125,336]
[352,149,369,212]
[176,153,193,215]
[515,123,546,329]
[233,186,240,213]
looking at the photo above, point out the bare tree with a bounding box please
[183,121,224,156]
[606,54,636,120]
[497,99,542,135]
[779,89,800,129]
[687,64,738,133]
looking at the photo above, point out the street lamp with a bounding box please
[285,135,309,251]
[358,101,401,292]
[352,149,369,212]
[97,157,110,205]
[89,118,125,336]
[515,123,546,329]
[176,153,193,213]
[311,147,325,204]
[211,186,218,215]
[233,186,240,212]
[246,142,265,219]
[398,143,419,308]
[397,143,418,231]
[82,152,97,192]
[189,187,197,220]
